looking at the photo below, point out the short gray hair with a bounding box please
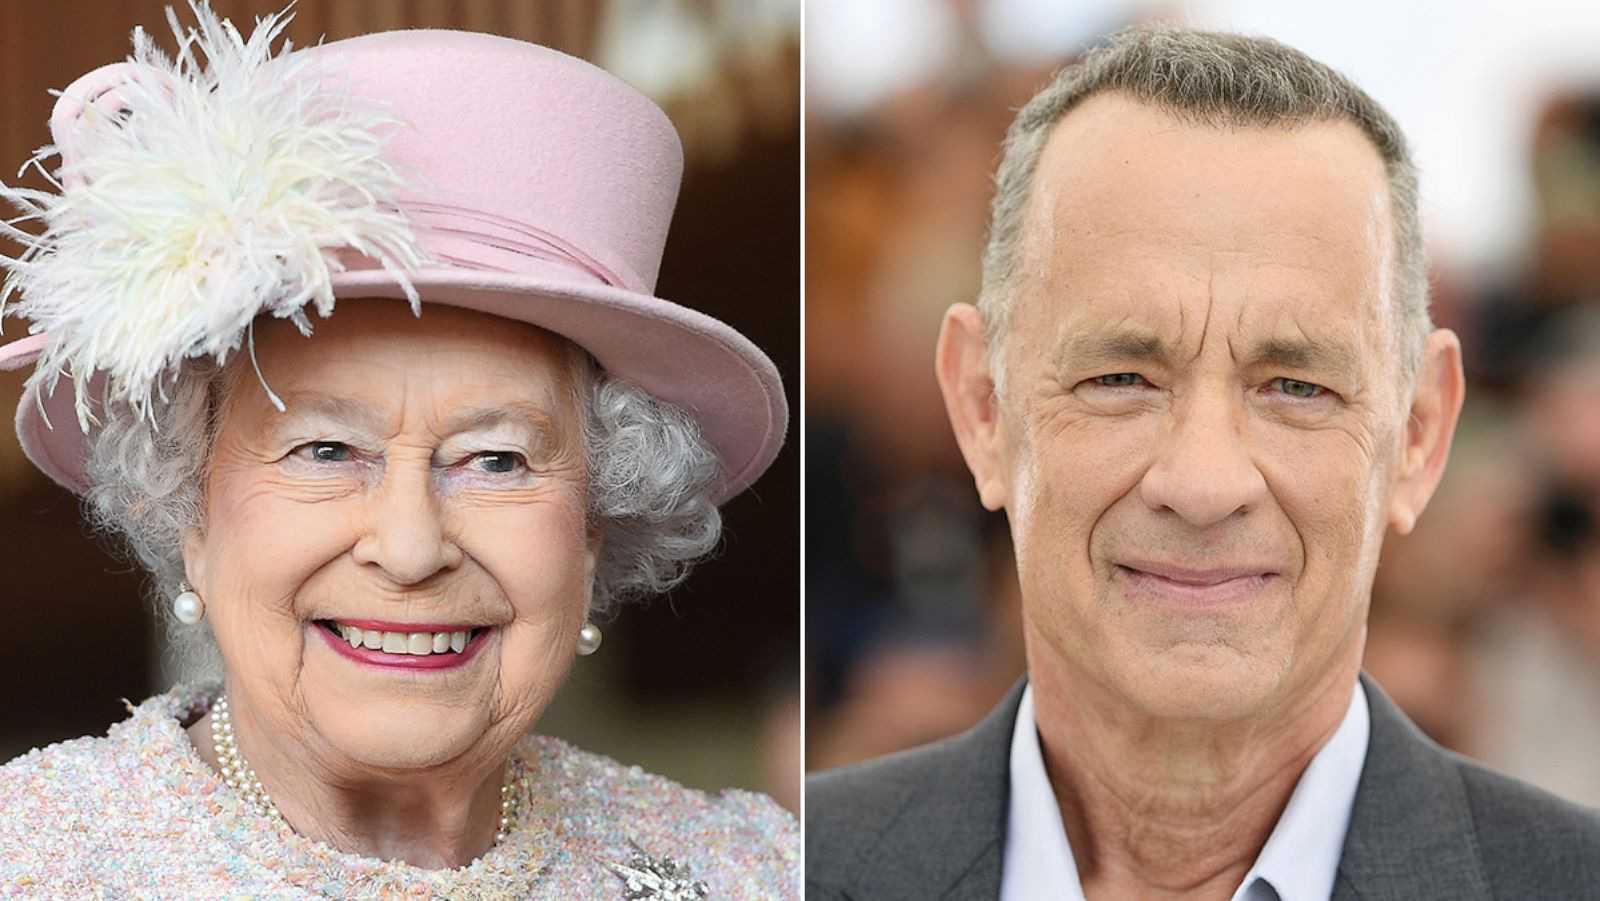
[83,342,721,677]
[980,24,1430,388]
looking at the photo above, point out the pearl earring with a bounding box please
[576,622,602,656]
[172,582,205,625]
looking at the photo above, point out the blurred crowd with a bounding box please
[804,1,1600,808]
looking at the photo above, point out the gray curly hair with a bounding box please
[82,340,722,677]
[980,24,1431,393]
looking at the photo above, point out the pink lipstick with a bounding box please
[313,620,492,670]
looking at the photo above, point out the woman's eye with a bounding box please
[297,441,353,463]
[1092,373,1147,388]
[471,451,526,475]
[1272,377,1324,399]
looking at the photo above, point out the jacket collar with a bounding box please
[839,680,1024,900]
[840,674,1492,901]
[1333,675,1491,900]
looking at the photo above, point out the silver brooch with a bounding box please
[605,843,710,899]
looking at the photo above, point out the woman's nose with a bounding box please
[1136,394,1270,527]
[350,462,463,585]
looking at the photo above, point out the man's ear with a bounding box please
[1389,328,1466,535]
[936,304,1010,511]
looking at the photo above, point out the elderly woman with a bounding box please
[0,5,793,897]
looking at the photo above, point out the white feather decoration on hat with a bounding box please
[0,0,423,427]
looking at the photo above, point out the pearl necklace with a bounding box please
[211,694,286,826]
[210,694,524,842]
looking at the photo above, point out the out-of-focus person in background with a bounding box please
[0,0,800,823]
[806,0,1600,813]
[0,2,798,896]
[1465,304,1600,805]
[808,22,1600,900]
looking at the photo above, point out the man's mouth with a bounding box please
[317,620,489,657]
[1113,562,1276,606]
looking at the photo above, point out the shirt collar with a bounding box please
[1000,683,1084,901]
[1240,682,1369,899]
[1001,681,1370,901]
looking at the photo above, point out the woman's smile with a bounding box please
[0,4,794,889]
[179,303,600,780]
[314,619,497,670]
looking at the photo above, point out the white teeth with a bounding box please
[332,623,478,656]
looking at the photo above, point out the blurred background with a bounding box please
[806,0,1600,808]
[0,0,798,812]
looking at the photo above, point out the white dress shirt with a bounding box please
[999,682,1370,901]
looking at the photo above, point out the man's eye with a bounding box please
[1093,373,1147,388]
[471,451,526,474]
[1273,378,1324,399]
[297,441,353,463]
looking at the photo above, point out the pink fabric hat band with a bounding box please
[390,202,631,289]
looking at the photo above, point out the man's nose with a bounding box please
[350,462,463,585]
[1136,392,1269,526]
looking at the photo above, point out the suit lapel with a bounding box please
[1332,675,1491,900]
[835,674,1491,900]
[842,680,1024,901]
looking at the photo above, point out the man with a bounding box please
[805,25,1600,901]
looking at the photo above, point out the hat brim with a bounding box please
[14,268,787,505]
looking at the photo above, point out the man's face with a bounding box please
[988,94,1415,719]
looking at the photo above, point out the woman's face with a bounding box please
[184,299,596,773]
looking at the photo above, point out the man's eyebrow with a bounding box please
[1052,331,1362,378]
[1242,338,1358,375]
[1055,330,1171,369]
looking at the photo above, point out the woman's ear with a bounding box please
[935,304,1010,512]
[584,523,606,582]
[1389,329,1466,535]
[181,527,208,591]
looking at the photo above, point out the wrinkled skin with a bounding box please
[937,94,1464,895]
[184,300,598,866]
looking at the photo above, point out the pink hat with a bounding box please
[0,20,786,504]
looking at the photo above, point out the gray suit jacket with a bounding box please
[806,676,1600,899]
